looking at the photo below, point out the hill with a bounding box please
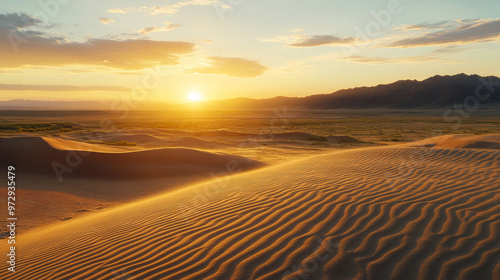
[204,73,500,110]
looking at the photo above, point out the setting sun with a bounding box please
[187,92,203,102]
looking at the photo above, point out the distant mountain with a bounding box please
[1,74,499,110]
[203,74,500,110]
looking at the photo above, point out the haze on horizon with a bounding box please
[1,0,499,104]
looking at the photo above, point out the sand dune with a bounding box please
[3,135,499,279]
[102,132,166,143]
[0,136,264,180]
[152,129,355,142]
[164,136,231,149]
[64,130,357,150]
[45,136,137,152]
[413,134,500,150]
[158,129,251,137]
[0,189,108,236]
[0,136,265,233]
[64,131,232,149]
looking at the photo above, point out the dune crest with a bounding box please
[0,136,264,180]
[412,134,500,150]
[2,136,499,280]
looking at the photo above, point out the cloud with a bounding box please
[152,0,229,14]
[432,45,467,54]
[0,38,195,70]
[0,84,129,91]
[139,22,181,34]
[99,17,115,24]
[110,0,230,15]
[150,6,178,14]
[397,21,452,31]
[343,54,452,64]
[387,19,500,47]
[0,13,195,70]
[288,35,356,47]
[0,13,42,29]
[107,8,128,14]
[262,31,356,48]
[189,57,268,78]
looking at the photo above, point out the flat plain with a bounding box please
[1,109,499,280]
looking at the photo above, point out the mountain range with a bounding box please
[1,74,499,110]
[202,73,500,110]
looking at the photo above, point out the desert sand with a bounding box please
[1,134,499,279]
[0,134,267,232]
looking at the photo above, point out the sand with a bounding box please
[413,134,500,150]
[0,136,264,180]
[0,136,266,233]
[1,134,499,279]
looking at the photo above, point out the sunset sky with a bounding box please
[1,0,499,103]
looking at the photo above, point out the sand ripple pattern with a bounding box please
[2,144,500,280]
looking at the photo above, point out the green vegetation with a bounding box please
[0,122,75,133]
[1,110,500,144]
[307,136,329,142]
[310,142,330,146]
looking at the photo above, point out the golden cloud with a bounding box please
[189,57,268,78]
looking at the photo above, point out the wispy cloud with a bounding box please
[432,45,467,54]
[344,55,432,64]
[139,22,181,34]
[396,21,452,31]
[107,8,128,14]
[99,17,115,25]
[262,30,356,48]
[386,19,500,47]
[0,84,129,91]
[152,0,230,15]
[343,51,461,64]
[288,35,356,47]
[189,57,268,78]
[108,0,231,16]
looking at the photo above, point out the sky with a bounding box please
[0,0,499,104]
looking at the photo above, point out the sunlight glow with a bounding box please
[187,92,203,102]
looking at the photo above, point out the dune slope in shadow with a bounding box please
[0,136,264,180]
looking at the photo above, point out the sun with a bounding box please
[187,91,203,102]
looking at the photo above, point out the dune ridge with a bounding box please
[412,134,500,150]
[0,136,264,180]
[2,135,499,279]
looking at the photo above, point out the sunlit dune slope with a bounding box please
[44,136,137,152]
[2,135,499,280]
[63,130,358,150]
[412,134,500,150]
